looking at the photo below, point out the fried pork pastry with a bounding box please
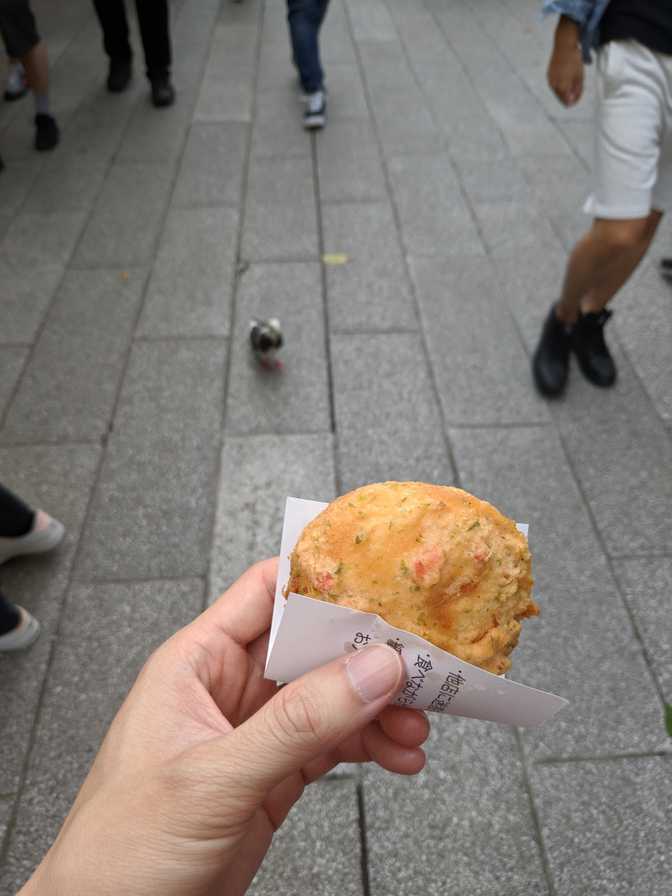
[286,481,538,674]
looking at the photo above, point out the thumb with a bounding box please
[220,644,403,803]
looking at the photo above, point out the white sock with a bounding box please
[34,92,50,116]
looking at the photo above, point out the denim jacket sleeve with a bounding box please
[541,0,610,62]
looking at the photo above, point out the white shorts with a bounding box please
[584,39,672,219]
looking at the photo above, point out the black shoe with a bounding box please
[107,58,132,93]
[571,309,617,388]
[34,114,60,151]
[532,303,572,397]
[150,76,175,108]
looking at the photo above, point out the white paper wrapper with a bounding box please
[265,497,568,727]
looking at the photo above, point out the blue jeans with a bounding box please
[287,0,330,94]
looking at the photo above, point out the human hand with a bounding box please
[547,16,583,106]
[21,558,429,896]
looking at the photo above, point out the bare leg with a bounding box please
[20,39,49,97]
[555,213,660,324]
[582,210,663,312]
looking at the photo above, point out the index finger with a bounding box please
[190,557,279,647]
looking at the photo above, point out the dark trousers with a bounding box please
[92,0,171,79]
[0,484,34,538]
[287,0,330,94]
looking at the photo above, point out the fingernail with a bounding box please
[346,644,402,703]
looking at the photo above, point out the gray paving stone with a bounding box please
[551,343,672,557]
[614,261,672,425]
[456,157,532,205]
[317,120,386,202]
[322,202,417,332]
[209,433,336,599]
[116,90,195,164]
[394,10,455,60]
[138,206,238,338]
[195,67,255,123]
[493,250,568,351]
[76,339,226,580]
[321,23,359,67]
[531,758,672,896]
[322,62,369,119]
[449,425,666,759]
[0,794,13,845]
[356,41,417,91]
[365,718,549,896]
[225,262,330,434]
[614,558,672,703]
[0,157,42,216]
[412,60,489,125]
[472,201,564,257]
[74,162,174,268]
[0,578,203,893]
[58,89,140,161]
[0,444,100,799]
[442,114,511,164]
[249,780,363,896]
[243,198,318,261]
[332,333,453,492]
[248,155,314,204]
[1,210,86,268]
[557,118,594,169]
[0,214,10,243]
[0,259,64,345]
[172,122,247,208]
[369,85,443,156]
[257,39,293,91]
[22,155,107,214]
[346,0,396,43]
[410,256,550,425]
[1,269,145,442]
[0,347,27,421]
[517,153,589,214]
[252,87,312,159]
[387,154,484,257]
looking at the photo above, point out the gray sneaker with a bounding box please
[0,513,65,565]
[0,605,41,652]
[304,90,327,129]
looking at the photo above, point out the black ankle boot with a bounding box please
[150,75,175,108]
[107,58,132,93]
[571,309,617,387]
[532,303,572,397]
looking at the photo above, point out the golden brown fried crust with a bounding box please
[286,481,538,674]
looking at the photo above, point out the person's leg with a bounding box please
[0,1,59,148]
[134,0,171,81]
[555,211,662,324]
[91,0,132,64]
[533,40,665,396]
[91,0,133,90]
[287,0,329,94]
[0,483,35,538]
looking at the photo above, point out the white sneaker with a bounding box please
[0,605,41,652]
[304,90,327,129]
[0,512,65,565]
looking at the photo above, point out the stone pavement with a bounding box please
[1,0,671,892]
